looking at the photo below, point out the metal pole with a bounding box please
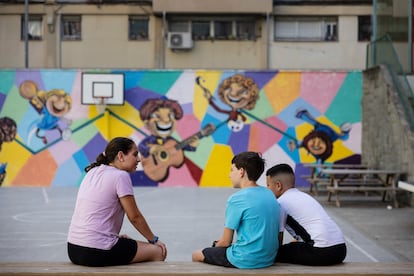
[161,11,166,69]
[266,12,270,70]
[24,0,29,68]
[372,0,377,66]
[409,0,413,73]
[58,12,62,68]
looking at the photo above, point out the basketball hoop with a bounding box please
[94,96,108,114]
[81,73,125,111]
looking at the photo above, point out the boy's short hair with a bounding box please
[232,152,265,181]
[266,163,294,177]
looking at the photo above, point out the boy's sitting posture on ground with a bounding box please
[192,151,280,269]
[266,163,346,266]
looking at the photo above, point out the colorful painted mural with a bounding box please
[0,69,362,187]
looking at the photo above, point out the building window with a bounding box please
[377,15,409,42]
[274,17,338,41]
[358,16,372,41]
[21,15,43,40]
[129,16,149,40]
[169,17,257,41]
[169,21,190,32]
[214,21,233,39]
[192,21,210,40]
[61,15,81,40]
[236,21,256,40]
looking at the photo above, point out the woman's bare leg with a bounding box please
[130,241,165,263]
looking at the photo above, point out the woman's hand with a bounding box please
[155,240,167,260]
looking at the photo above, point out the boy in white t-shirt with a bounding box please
[266,163,346,266]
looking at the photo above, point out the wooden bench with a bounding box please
[302,164,367,196]
[320,168,404,208]
[0,261,414,276]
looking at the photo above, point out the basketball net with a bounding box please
[95,97,107,114]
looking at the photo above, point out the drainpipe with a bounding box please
[58,11,62,68]
[372,0,377,66]
[24,0,29,68]
[266,12,270,70]
[409,0,413,73]
[161,11,166,69]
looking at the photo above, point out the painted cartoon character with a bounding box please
[0,116,17,186]
[196,74,259,132]
[19,80,72,144]
[138,97,215,182]
[290,108,352,163]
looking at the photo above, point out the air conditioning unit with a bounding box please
[168,32,193,50]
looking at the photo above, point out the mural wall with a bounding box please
[0,69,362,187]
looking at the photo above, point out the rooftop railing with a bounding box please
[366,33,414,132]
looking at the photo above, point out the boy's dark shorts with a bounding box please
[68,237,137,267]
[202,247,236,268]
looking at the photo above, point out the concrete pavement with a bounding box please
[0,187,412,263]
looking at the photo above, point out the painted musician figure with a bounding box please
[138,97,200,182]
[196,74,259,132]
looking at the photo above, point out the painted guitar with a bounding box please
[142,123,216,182]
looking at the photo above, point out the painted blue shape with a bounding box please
[130,171,158,187]
[18,108,45,147]
[278,98,321,127]
[295,163,311,188]
[14,70,45,91]
[181,102,193,114]
[201,114,231,144]
[326,71,362,125]
[125,87,162,110]
[279,127,300,163]
[0,70,16,95]
[115,70,146,91]
[83,134,107,163]
[73,149,91,174]
[244,71,279,90]
[227,124,250,154]
[52,157,83,187]
[140,71,183,95]
[41,70,77,93]
[0,93,6,111]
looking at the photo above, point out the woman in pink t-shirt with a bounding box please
[68,137,167,266]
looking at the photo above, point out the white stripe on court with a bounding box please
[345,235,379,262]
[42,188,50,204]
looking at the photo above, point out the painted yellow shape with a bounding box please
[299,147,318,163]
[108,103,144,139]
[295,123,313,141]
[325,141,354,163]
[92,110,110,140]
[0,138,31,187]
[296,116,353,163]
[300,140,353,163]
[193,70,222,121]
[296,116,340,140]
[110,103,144,129]
[264,71,301,113]
[199,144,233,187]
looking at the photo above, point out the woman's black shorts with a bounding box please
[68,238,137,267]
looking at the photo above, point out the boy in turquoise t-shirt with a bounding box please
[192,151,280,269]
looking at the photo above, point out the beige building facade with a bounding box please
[0,0,372,70]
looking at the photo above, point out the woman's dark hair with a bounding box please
[85,137,135,172]
[232,151,265,181]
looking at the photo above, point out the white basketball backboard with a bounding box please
[82,73,124,105]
